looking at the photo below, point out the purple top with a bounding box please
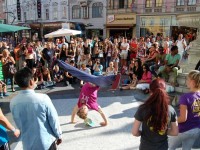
[78,82,100,111]
[178,92,200,133]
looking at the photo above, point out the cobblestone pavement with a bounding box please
[0,84,199,150]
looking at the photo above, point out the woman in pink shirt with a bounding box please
[136,64,152,94]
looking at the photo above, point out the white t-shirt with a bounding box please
[121,42,129,51]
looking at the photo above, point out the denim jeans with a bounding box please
[168,128,200,150]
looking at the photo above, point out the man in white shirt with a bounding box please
[176,34,187,59]
[120,37,129,67]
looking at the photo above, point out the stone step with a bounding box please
[175,85,190,93]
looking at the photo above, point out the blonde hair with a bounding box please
[77,109,87,120]
[2,49,10,57]
[188,70,200,89]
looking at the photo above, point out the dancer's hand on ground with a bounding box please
[71,120,78,124]
[100,122,107,126]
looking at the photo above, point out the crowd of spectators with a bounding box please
[0,32,197,95]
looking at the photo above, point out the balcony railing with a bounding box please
[131,3,200,14]
[107,8,133,14]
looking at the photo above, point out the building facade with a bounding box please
[0,0,7,24]
[6,0,70,39]
[135,0,199,39]
[106,0,136,39]
[69,0,107,39]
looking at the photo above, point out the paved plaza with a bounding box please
[1,84,199,150]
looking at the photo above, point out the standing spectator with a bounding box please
[145,38,152,55]
[168,70,200,150]
[13,43,21,71]
[58,37,68,49]
[112,45,120,73]
[137,37,146,58]
[1,49,16,92]
[42,42,55,77]
[59,44,68,62]
[24,43,35,69]
[129,37,138,60]
[120,37,129,67]
[10,67,62,150]
[132,78,178,150]
[163,37,170,54]
[175,34,187,59]
[105,42,113,68]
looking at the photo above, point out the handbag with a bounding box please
[183,50,189,59]
[9,64,17,75]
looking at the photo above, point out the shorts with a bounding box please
[120,51,128,59]
[113,58,119,63]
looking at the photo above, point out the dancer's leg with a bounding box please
[57,60,117,87]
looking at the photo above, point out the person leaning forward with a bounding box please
[10,67,62,150]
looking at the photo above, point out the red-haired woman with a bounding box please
[132,79,178,150]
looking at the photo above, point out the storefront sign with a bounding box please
[107,14,136,25]
[107,15,114,23]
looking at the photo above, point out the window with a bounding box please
[45,9,49,20]
[53,7,58,19]
[146,0,152,7]
[72,5,81,19]
[62,6,67,18]
[177,0,184,6]
[24,12,27,21]
[92,2,103,18]
[155,0,162,7]
[119,0,125,9]
[188,0,196,5]
[82,6,89,19]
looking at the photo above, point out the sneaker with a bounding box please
[0,94,4,99]
[3,93,9,97]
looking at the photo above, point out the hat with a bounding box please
[84,118,95,127]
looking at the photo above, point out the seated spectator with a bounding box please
[77,55,87,69]
[132,58,143,81]
[42,67,55,87]
[136,64,152,94]
[142,43,158,66]
[80,64,91,87]
[64,60,77,86]
[128,59,135,80]
[120,74,138,90]
[86,59,94,75]
[105,61,117,76]
[53,65,64,83]
[32,67,44,89]
[159,46,181,86]
[93,59,103,76]
[150,46,166,77]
